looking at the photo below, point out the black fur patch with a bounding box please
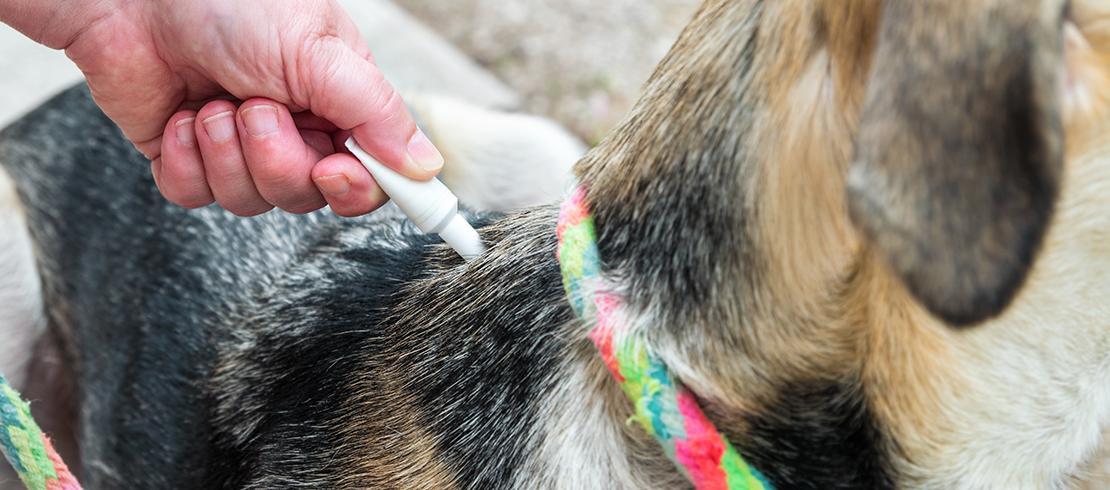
[588,3,764,326]
[735,381,893,489]
[3,86,575,488]
[203,228,439,487]
[206,211,573,487]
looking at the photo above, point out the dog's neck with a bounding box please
[576,0,880,410]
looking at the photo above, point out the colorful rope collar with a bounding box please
[0,375,80,489]
[556,187,771,490]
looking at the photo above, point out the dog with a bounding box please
[3,0,1110,488]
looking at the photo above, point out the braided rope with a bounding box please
[557,187,771,490]
[0,375,80,490]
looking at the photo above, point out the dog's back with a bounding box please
[0,86,361,483]
[0,87,434,486]
[0,86,584,488]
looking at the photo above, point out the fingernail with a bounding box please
[314,174,351,197]
[241,105,279,137]
[405,130,444,173]
[175,118,196,148]
[202,112,236,143]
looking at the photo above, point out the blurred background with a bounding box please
[0,0,699,143]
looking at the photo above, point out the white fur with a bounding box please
[1079,428,1110,488]
[407,94,586,211]
[524,358,636,489]
[0,167,45,392]
[522,338,686,490]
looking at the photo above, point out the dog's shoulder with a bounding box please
[207,208,576,488]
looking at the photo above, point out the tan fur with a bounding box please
[741,1,878,387]
[802,3,1110,486]
[575,0,1110,486]
[346,374,460,489]
[1066,0,1110,127]
[865,132,1110,485]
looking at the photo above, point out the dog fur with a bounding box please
[0,169,44,390]
[2,0,1110,488]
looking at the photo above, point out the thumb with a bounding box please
[301,38,443,180]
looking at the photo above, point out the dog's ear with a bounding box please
[847,0,1067,327]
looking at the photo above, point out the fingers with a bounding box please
[231,99,330,214]
[299,38,443,180]
[311,153,389,217]
[158,110,214,208]
[195,100,273,216]
[159,97,387,217]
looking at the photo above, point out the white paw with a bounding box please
[407,94,586,211]
[0,168,45,390]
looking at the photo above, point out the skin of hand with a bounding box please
[2,0,444,216]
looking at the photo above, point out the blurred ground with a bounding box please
[0,0,519,129]
[0,27,82,129]
[396,0,700,143]
[0,1,699,144]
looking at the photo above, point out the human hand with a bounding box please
[13,0,443,216]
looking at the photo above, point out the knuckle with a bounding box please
[245,149,299,188]
[371,89,408,128]
[295,37,344,112]
[252,170,305,202]
[159,167,212,209]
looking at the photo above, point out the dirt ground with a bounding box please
[395,0,701,143]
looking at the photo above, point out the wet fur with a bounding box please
[2,0,1110,488]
